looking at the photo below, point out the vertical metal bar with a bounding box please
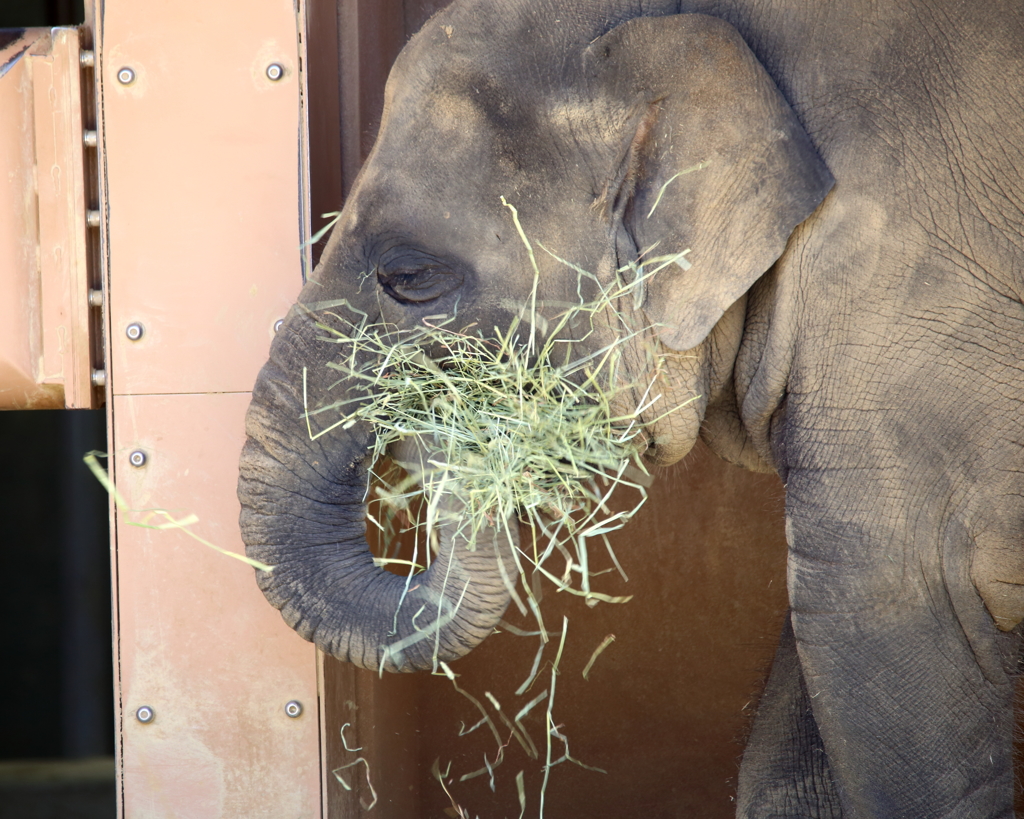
[305,0,343,269]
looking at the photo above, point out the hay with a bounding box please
[306,307,651,592]
[303,204,692,605]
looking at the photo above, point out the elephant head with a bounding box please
[237,1,832,673]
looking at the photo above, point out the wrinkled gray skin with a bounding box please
[238,0,1024,815]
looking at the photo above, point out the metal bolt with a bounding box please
[88,289,103,308]
[274,319,284,333]
[266,63,284,81]
[80,50,95,69]
[91,369,107,388]
[125,322,144,341]
[284,700,303,718]
[135,706,154,723]
[84,130,97,149]
[117,66,136,85]
[129,450,147,468]
[86,210,101,228]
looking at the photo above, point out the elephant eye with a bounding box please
[377,261,464,304]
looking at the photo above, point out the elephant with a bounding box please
[237,0,1024,815]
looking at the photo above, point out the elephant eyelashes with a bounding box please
[376,262,464,303]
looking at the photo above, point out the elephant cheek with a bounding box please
[639,344,709,467]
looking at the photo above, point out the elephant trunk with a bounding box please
[237,312,517,672]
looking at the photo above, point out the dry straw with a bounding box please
[303,201,691,598]
[303,200,695,816]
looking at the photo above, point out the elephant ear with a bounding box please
[585,14,833,351]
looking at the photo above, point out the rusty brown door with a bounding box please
[306,3,790,817]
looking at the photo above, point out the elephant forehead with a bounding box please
[349,148,502,242]
[344,103,495,234]
[355,108,594,245]
[382,85,550,178]
[391,78,490,136]
[382,58,598,190]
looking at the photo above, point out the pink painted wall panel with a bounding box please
[112,393,319,818]
[94,1,322,814]
[100,0,307,397]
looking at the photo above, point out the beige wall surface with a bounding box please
[100,4,309,396]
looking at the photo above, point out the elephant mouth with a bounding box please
[316,303,655,531]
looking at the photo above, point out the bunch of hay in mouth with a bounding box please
[303,212,690,602]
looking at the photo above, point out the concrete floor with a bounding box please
[0,758,115,819]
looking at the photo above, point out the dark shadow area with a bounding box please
[0,0,84,28]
